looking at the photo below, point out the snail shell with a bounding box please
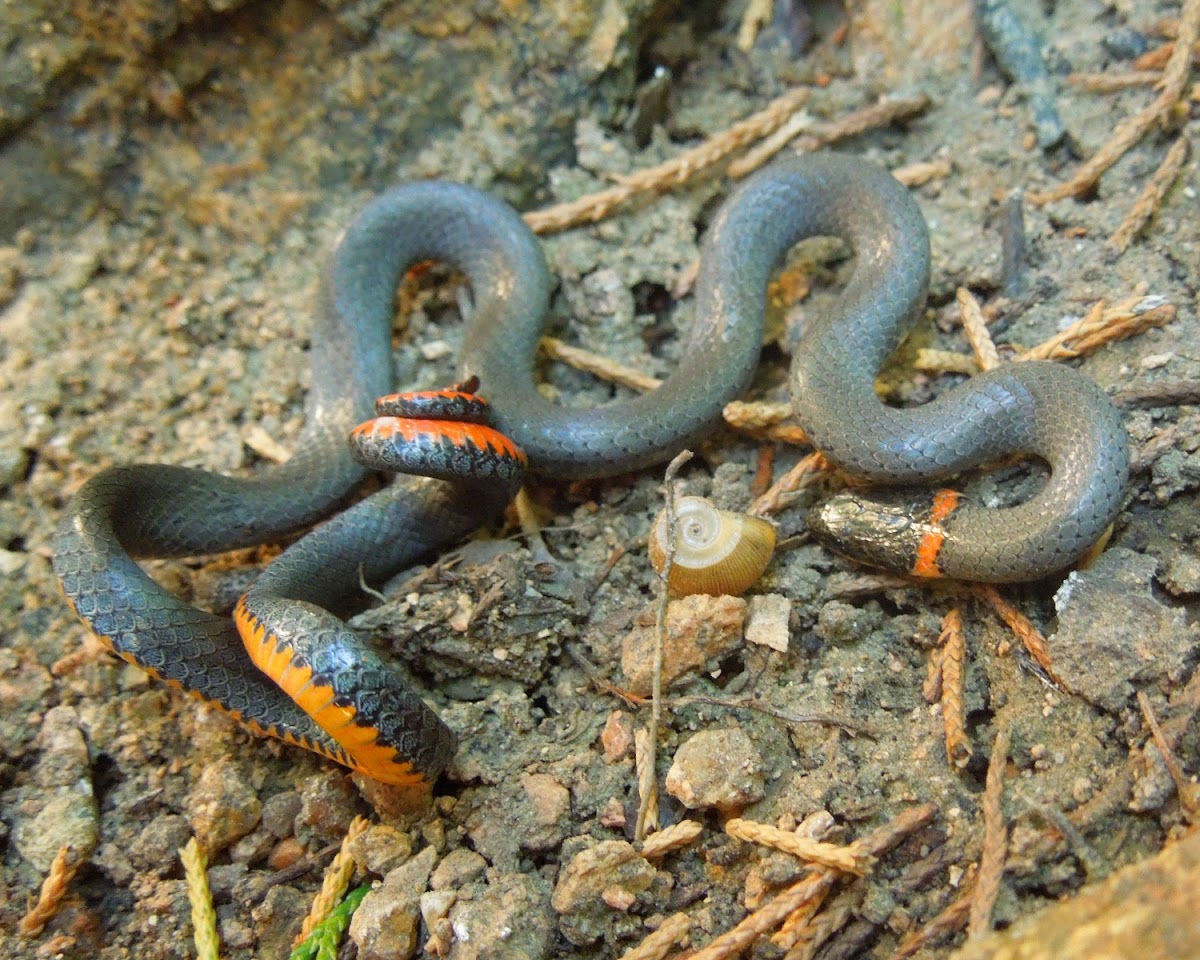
[648,496,776,597]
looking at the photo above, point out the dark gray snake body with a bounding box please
[52,155,1129,782]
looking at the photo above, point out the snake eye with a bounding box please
[648,496,776,597]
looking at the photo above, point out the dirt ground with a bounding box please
[1,1,1198,958]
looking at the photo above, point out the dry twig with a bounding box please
[972,584,1060,684]
[1137,691,1200,823]
[737,0,774,52]
[525,87,811,234]
[725,819,875,875]
[540,336,662,392]
[295,815,369,944]
[620,912,692,960]
[937,609,973,769]
[968,728,1011,938]
[1107,135,1191,253]
[1067,70,1164,92]
[19,845,81,938]
[179,837,221,960]
[889,875,974,959]
[688,804,936,960]
[638,450,691,843]
[750,452,831,517]
[957,287,1000,371]
[728,96,931,179]
[1028,0,1200,204]
[778,886,863,960]
[641,820,704,858]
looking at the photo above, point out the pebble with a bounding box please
[186,759,262,853]
[430,847,487,890]
[745,594,791,652]
[551,841,657,945]
[347,824,414,876]
[815,600,883,645]
[448,872,555,958]
[294,770,359,845]
[350,845,438,960]
[1160,550,1200,597]
[10,706,100,871]
[130,813,192,873]
[260,790,302,838]
[601,710,634,762]
[267,836,306,871]
[621,594,747,695]
[1052,549,1198,710]
[520,772,571,853]
[251,884,309,959]
[665,726,766,812]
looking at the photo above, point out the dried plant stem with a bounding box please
[525,87,812,234]
[973,584,1060,684]
[938,609,972,768]
[621,912,692,960]
[778,886,863,959]
[689,804,936,960]
[18,846,81,938]
[888,878,974,959]
[295,815,369,945]
[1107,135,1191,253]
[750,452,831,517]
[737,0,774,52]
[634,728,660,836]
[1137,691,1200,822]
[968,728,1011,938]
[1067,70,1163,92]
[540,336,662,392]
[1028,0,1200,205]
[725,819,875,875]
[636,451,692,842]
[180,838,221,960]
[641,820,704,858]
[727,96,931,179]
[957,288,1000,371]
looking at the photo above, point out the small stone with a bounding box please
[252,884,308,958]
[1129,743,1175,813]
[745,594,791,652]
[207,863,249,901]
[815,600,883,645]
[229,828,275,865]
[347,824,414,876]
[601,885,637,910]
[522,773,570,828]
[11,706,100,870]
[267,836,306,871]
[598,796,627,830]
[95,842,135,886]
[1053,549,1199,710]
[665,726,766,812]
[294,770,358,846]
[261,790,302,838]
[601,710,634,762]
[551,840,654,913]
[130,814,192,872]
[621,595,746,695]
[430,847,487,890]
[1160,551,1200,597]
[187,759,262,854]
[448,872,554,958]
[350,845,437,960]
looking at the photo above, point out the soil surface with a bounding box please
[1,1,1198,958]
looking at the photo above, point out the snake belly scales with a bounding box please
[52,154,1130,785]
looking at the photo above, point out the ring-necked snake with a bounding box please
[52,154,1129,785]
